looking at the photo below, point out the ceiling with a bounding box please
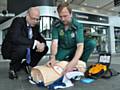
[0,0,120,25]
[56,0,120,13]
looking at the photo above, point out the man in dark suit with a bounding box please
[1,6,48,79]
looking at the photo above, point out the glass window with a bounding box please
[114,27,120,53]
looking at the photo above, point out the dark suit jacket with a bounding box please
[1,17,47,59]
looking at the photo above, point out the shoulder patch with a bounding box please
[52,19,61,28]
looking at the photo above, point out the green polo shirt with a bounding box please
[52,18,84,61]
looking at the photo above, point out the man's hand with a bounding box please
[47,55,56,67]
[62,60,77,75]
[36,41,45,52]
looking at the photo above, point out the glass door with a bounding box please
[114,27,120,53]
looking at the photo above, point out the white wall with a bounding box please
[109,16,120,26]
[0,0,7,12]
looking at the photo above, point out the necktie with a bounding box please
[27,26,33,39]
[26,26,32,65]
[25,48,31,74]
[26,48,31,64]
[25,26,32,74]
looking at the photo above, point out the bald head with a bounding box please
[26,6,40,27]
[28,6,40,16]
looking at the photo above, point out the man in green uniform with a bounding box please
[81,27,96,62]
[47,2,96,74]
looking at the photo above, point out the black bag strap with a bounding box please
[102,68,120,79]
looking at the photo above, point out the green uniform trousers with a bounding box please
[80,38,96,62]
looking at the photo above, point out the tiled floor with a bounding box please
[0,54,120,90]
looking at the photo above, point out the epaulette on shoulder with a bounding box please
[52,19,61,28]
[71,24,77,30]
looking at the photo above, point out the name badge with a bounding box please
[60,30,64,36]
[71,32,75,38]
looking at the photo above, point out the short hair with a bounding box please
[84,27,91,33]
[57,2,72,14]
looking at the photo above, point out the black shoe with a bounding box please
[21,61,30,74]
[22,65,31,74]
[9,70,18,79]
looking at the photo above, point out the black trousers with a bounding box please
[9,46,48,72]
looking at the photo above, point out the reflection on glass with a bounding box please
[84,24,109,53]
[114,27,120,53]
[39,17,54,39]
